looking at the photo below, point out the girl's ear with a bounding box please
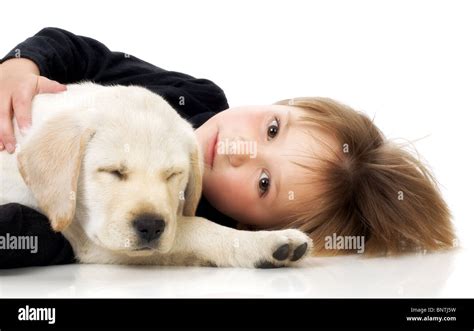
[17,111,96,232]
[182,142,203,216]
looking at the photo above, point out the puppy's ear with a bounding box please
[183,142,203,216]
[17,111,95,232]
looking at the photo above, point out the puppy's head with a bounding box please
[18,91,202,255]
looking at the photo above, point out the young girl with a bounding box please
[0,27,455,268]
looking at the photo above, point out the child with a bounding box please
[0,28,455,268]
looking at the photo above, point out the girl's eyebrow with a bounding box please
[273,170,281,205]
[271,109,292,205]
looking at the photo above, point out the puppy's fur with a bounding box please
[0,83,312,268]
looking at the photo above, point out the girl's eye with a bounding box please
[267,117,280,140]
[258,171,271,197]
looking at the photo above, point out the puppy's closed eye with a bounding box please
[109,170,128,180]
[165,168,184,181]
[98,167,128,181]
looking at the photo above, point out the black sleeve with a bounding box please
[0,203,75,269]
[0,27,229,120]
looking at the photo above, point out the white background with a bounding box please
[0,0,473,297]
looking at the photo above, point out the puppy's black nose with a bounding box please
[133,214,166,243]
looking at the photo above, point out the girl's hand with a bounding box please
[0,58,67,153]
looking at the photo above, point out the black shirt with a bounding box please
[0,27,238,269]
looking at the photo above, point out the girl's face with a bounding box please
[194,105,337,228]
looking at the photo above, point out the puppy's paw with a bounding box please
[253,229,313,268]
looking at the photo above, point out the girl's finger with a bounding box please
[36,76,67,94]
[0,95,16,153]
[12,93,32,135]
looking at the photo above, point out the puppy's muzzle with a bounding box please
[133,213,166,245]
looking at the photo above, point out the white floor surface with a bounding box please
[1,246,473,298]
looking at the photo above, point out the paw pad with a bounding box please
[272,243,290,261]
[290,242,308,261]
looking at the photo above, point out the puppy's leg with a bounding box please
[165,216,313,268]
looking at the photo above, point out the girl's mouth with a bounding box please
[207,129,219,169]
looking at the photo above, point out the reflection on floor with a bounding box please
[1,248,472,298]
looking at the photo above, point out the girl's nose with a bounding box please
[229,151,248,167]
[226,136,257,167]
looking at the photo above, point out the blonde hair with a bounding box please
[268,97,456,256]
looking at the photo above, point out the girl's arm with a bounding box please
[0,27,229,118]
[1,27,228,150]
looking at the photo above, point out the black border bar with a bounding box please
[0,298,472,330]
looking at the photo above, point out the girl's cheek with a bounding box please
[222,174,252,203]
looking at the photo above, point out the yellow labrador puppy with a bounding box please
[0,82,312,268]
